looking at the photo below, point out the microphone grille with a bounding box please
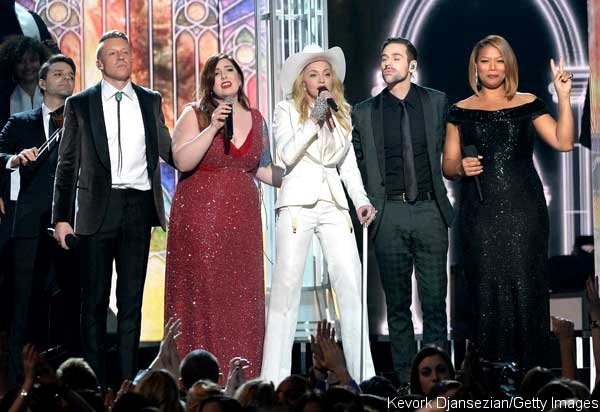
[224,96,234,104]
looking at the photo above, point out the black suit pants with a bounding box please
[79,188,153,385]
[7,226,79,387]
[374,199,448,384]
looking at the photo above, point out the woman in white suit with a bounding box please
[261,45,376,384]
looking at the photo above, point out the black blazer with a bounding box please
[351,84,454,235]
[52,82,173,235]
[0,107,58,237]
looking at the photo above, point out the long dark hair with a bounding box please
[409,345,455,396]
[197,53,250,120]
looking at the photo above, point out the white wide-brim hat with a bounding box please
[280,45,346,96]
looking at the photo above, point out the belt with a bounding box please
[386,191,434,203]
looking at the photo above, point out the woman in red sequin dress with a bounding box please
[165,54,281,378]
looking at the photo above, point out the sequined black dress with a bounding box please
[447,99,550,369]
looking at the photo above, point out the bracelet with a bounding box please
[591,319,600,329]
[20,389,29,399]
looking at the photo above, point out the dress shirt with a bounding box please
[101,80,150,190]
[382,86,433,195]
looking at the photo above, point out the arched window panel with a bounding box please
[246,73,257,109]
[152,0,174,127]
[61,32,82,93]
[175,30,196,113]
[30,0,83,89]
[81,0,103,87]
[105,0,128,34]
[129,0,150,87]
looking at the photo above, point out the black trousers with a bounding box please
[7,224,80,387]
[0,199,15,334]
[79,189,153,385]
[374,199,448,384]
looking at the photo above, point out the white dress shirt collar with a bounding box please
[101,79,135,102]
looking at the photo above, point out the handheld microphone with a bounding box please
[462,145,484,202]
[224,96,234,141]
[317,86,339,112]
[47,228,80,249]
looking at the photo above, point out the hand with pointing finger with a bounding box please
[550,56,572,98]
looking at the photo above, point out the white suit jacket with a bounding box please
[273,100,370,210]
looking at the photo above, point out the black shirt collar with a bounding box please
[383,83,419,109]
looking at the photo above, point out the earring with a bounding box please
[475,68,481,90]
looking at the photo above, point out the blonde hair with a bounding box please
[469,35,519,99]
[291,60,352,134]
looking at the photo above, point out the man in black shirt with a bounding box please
[351,37,454,386]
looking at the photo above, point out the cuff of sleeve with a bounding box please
[5,156,18,170]
[298,118,320,139]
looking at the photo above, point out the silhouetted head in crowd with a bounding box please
[410,345,455,396]
[180,349,221,390]
[277,374,309,409]
[294,391,330,412]
[359,375,398,399]
[195,395,242,412]
[136,369,183,412]
[234,379,276,409]
[561,379,590,401]
[536,380,576,409]
[187,380,223,412]
[520,367,555,399]
[326,387,363,412]
[56,357,98,391]
[112,392,159,412]
[0,35,49,89]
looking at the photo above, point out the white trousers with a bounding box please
[261,201,375,385]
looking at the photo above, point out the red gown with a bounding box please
[165,108,266,377]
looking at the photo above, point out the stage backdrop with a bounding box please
[17,0,261,341]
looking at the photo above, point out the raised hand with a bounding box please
[225,356,250,396]
[586,276,600,321]
[550,57,572,98]
[21,343,38,387]
[551,316,575,339]
[158,318,182,376]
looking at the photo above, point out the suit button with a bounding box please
[380,181,384,187]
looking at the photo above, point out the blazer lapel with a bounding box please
[370,92,386,182]
[415,85,438,165]
[31,107,45,147]
[133,84,157,173]
[88,83,111,172]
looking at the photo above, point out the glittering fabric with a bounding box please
[447,99,550,369]
[165,109,268,377]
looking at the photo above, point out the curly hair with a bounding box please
[0,35,50,82]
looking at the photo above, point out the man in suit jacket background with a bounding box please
[52,30,172,385]
[351,37,454,387]
[0,54,78,386]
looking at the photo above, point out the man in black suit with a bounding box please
[351,37,454,386]
[52,30,172,385]
[0,54,77,386]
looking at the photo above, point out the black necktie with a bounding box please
[399,100,418,202]
[115,91,123,175]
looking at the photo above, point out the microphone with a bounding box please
[47,228,80,249]
[317,86,339,112]
[224,96,234,141]
[462,145,483,202]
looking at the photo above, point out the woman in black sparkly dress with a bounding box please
[443,35,574,369]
